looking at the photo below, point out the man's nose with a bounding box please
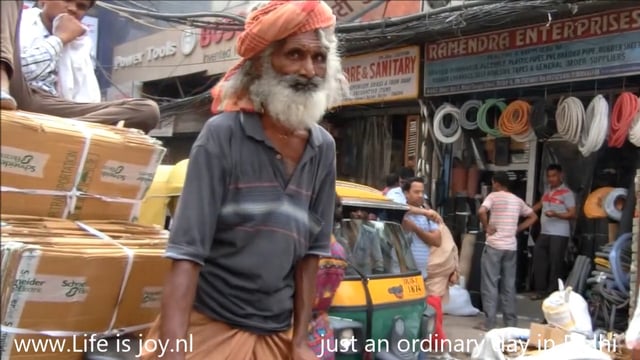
[298,56,316,79]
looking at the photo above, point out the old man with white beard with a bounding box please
[141,1,348,360]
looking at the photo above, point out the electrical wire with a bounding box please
[579,95,609,157]
[498,99,533,142]
[604,187,628,222]
[458,100,482,130]
[99,0,579,55]
[555,96,584,145]
[608,92,640,148]
[628,96,640,147]
[433,103,462,144]
[477,98,506,138]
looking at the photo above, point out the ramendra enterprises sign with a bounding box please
[424,7,640,96]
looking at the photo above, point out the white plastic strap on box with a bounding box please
[75,221,135,333]
[0,322,152,338]
[0,187,141,205]
[65,124,93,218]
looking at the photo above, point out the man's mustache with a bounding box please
[280,75,323,92]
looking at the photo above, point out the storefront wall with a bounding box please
[421,6,640,314]
[334,46,422,188]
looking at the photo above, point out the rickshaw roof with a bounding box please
[336,181,409,211]
[148,161,408,211]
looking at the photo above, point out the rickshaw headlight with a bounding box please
[329,317,364,354]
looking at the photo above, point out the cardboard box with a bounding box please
[528,323,568,350]
[1,216,170,359]
[0,110,166,221]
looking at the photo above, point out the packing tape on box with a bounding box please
[74,221,134,333]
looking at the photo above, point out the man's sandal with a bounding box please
[1,90,17,110]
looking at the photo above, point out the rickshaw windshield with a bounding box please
[334,219,418,278]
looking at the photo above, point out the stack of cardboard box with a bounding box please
[1,110,166,221]
[0,110,169,359]
[1,215,171,359]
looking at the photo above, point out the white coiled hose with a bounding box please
[556,96,585,144]
[579,95,609,157]
[459,100,482,130]
[433,103,462,144]
[628,96,640,147]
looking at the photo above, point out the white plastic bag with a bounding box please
[626,292,640,349]
[542,279,592,336]
[443,284,480,316]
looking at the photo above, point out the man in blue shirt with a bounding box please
[401,177,442,279]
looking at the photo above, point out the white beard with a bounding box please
[249,63,329,131]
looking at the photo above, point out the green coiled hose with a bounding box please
[477,98,507,138]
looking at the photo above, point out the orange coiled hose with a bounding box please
[498,100,531,136]
[584,186,614,219]
[608,92,640,148]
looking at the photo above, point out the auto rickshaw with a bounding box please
[330,181,435,360]
[109,163,435,360]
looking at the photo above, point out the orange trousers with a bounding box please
[426,295,447,352]
[140,311,292,360]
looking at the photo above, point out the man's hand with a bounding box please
[545,210,556,218]
[402,216,417,232]
[449,271,459,285]
[292,342,317,360]
[422,209,443,224]
[53,14,86,44]
[485,224,497,235]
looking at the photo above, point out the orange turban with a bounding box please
[210,0,336,114]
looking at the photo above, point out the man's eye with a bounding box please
[314,54,327,63]
[287,50,302,59]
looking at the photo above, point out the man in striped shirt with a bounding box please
[0,0,158,133]
[477,172,537,330]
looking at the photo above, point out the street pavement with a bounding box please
[440,294,544,359]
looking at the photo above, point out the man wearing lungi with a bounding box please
[141,1,348,359]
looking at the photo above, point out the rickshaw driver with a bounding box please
[346,208,385,275]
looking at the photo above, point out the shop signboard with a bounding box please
[423,7,640,96]
[341,46,420,106]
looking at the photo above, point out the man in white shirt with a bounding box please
[0,0,159,133]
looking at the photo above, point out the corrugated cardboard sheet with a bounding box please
[0,111,166,221]
[0,215,171,359]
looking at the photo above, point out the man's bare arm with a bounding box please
[478,206,490,229]
[550,206,576,220]
[532,201,542,213]
[159,260,200,359]
[414,227,442,247]
[517,212,539,233]
[407,205,443,223]
[292,255,319,347]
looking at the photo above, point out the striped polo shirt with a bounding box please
[406,213,439,279]
[165,111,336,334]
[481,191,533,251]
